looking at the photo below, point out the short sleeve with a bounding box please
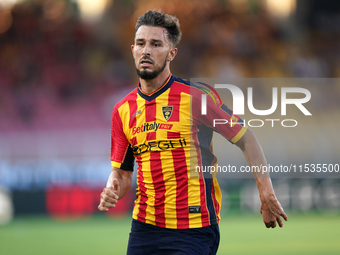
[192,85,247,144]
[110,106,135,171]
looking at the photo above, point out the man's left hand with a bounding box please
[260,193,288,228]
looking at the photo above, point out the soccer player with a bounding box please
[98,10,288,255]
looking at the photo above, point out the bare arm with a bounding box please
[235,128,288,228]
[98,166,133,212]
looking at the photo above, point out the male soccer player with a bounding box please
[98,10,288,255]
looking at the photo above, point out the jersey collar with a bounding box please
[137,74,174,101]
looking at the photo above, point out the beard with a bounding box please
[136,56,167,80]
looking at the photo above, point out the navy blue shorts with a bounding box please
[127,219,220,255]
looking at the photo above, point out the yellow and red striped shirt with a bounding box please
[111,74,247,229]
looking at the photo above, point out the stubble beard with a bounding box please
[136,56,167,80]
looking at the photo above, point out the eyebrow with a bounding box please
[135,38,164,44]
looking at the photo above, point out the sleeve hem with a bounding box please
[111,161,122,168]
[230,126,248,144]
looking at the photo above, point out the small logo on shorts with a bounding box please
[189,206,201,213]
[162,106,173,121]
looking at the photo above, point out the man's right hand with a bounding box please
[98,178,120,212]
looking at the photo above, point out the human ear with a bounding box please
[168,48,178,61]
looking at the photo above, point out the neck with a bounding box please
[139,69,171,94]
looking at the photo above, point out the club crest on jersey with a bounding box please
[162,106,173,121]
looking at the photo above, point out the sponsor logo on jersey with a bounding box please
[132,121,173,135]
[132,110,142,118]
[132,138,187,155]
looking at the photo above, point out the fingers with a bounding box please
[262,197,288,228]
[280,211,288,222]
[97,187,119,212]
[112,178,120,191]
[106,177,120,191]
[276,216,283,228]
[98,204,110,212]
[274,207,288,228]
[264,213,286,229]
[264,222,271,228]
[264,220,277,228]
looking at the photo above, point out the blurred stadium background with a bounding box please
[0,0,339,254]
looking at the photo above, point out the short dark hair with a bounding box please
[135,10,182,47]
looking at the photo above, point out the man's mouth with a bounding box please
[140,58,153,67]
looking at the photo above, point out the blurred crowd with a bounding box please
[0,0,339,131]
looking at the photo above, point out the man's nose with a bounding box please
[142,43,151,55]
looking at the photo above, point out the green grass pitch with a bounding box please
[0,212,339,255]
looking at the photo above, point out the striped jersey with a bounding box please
[110,74,247,229]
